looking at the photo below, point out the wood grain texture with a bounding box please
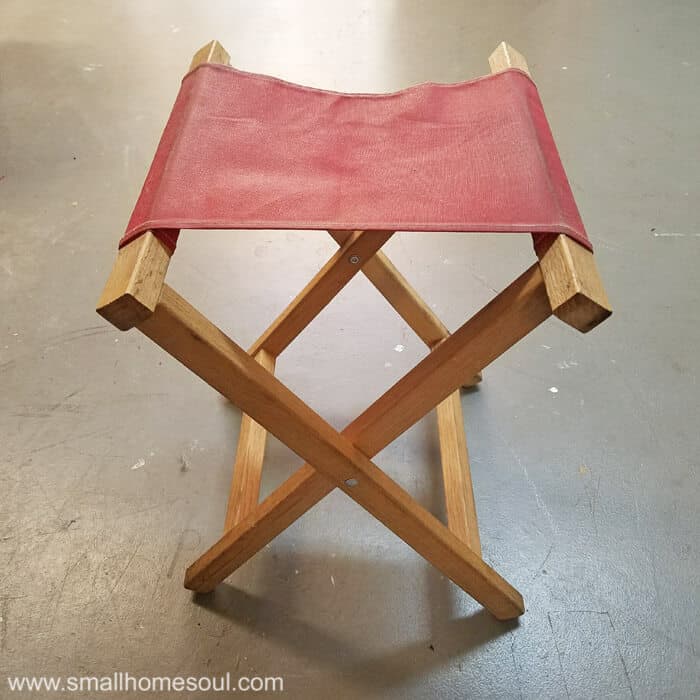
[136,285,523,618]
[249,230,392,357]
[224,349,276,531]
[488,42,530,76]
[537,235,612,332]
[96,231,171,330]
[437,391,481,554]
[189,39,230,70]
[98,40,230,331]
[488,41,612,333]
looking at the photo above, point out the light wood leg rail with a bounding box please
[224,349,276,531]
[489,42,612,334]
[436,391,481,554]
[96,231,172,330]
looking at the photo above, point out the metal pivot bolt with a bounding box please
[344,478,359,487]
[349,255,361,264]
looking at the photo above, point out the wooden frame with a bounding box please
[97,41,611,621]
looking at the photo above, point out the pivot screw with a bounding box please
[344,478,359,487]
[349,255,361,264]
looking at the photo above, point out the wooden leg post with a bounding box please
[489,42,612,333]
[96,231,172,330]
[97,40,232,330]
[224,349,276,530]
[436,391,481,554]
[189,40,230,70]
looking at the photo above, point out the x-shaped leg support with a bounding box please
[96,41,611,621]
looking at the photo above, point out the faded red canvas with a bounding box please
[120,64,590,253]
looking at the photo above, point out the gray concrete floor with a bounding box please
[1,1,698,698]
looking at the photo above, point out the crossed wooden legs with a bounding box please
[96,41,611,622]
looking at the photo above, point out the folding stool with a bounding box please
[97,40,611,620]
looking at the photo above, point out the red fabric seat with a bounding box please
[120,64,590,253]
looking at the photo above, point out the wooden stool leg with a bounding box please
[96,231,171,330]
[190,40,230,70]
[224,349,276,530]
[437,390,481,554]
[489,42,612,333]
[97,42,230,329]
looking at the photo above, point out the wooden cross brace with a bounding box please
[97,41,611,621]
